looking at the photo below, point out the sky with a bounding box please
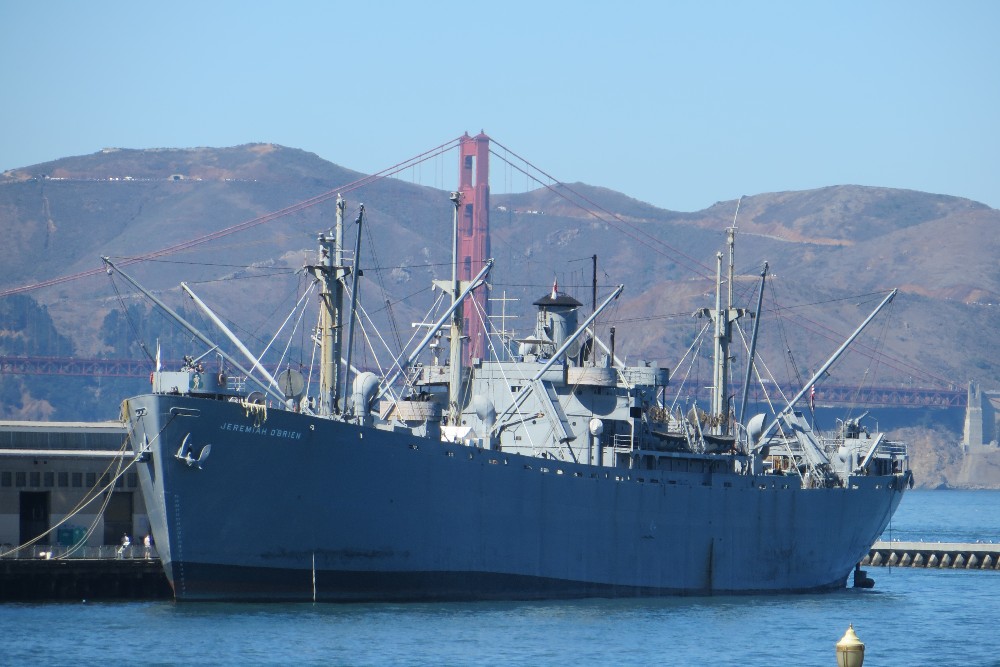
[1,0,997,212]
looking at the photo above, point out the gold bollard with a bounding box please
[836,624,865,667]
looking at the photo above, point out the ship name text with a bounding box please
[218,422,303,439]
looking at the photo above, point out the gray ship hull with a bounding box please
[127,393,907,601]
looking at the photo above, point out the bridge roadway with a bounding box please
[0,354,966,408]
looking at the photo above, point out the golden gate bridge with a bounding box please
[0,132,961,410]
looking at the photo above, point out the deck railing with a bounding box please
[0,543,160,560]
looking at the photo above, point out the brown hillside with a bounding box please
[1,144,998,429]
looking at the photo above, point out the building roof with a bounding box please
[532,292,583,308]
[0,421,124,434]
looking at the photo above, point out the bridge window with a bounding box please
[43,472,54,487]
[16,472,26,487]
[464,155,477,182]
[72,472,82,488]
[1,472,10,487]
[86,473,96,488]
[29,472,40,487]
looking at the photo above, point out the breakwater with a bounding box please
[864,540,1000,569]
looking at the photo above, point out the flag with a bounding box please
[155,340,161,372]
[809,384,815,410]
[551,278,558,300]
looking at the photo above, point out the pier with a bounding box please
[864,540,1000,570]
[0,545,171,600]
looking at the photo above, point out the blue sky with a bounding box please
[1,1,997,212]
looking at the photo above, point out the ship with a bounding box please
[110,192,911,601]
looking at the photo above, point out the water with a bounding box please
[880,489,1000,544]
[3,491,998,666]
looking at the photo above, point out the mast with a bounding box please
[704,224,746,436]
[591,254,598,315]
[590,254,598,367]
[448,191,464,423]
[309,196,346,416]
[711,250,726,433]
[317,230,335,415]
[332,196,346,412]
[738,261,768,425]
[343,205,364,414]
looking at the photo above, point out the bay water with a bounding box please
[3,490,998,666]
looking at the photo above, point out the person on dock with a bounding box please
[118,533,131,559]
[143,533,152,559]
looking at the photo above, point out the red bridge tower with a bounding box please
[457,132,490,362]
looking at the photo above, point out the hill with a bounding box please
[2,143,999,487]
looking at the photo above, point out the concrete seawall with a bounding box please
[864,541,1000,569]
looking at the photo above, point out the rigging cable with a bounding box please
[361,207,403,353]
[107,272,155,364]
[273,281,317,392]
[489,139,714,280]
[844,295,897,422]
[0,136,464,299]
[267,282,317,365]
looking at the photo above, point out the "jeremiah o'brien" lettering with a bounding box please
[218,422,302,439]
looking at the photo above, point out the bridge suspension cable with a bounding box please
[0,137,463,299]
[489,138,715,281]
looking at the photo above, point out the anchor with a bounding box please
[175,433,212,469]
[135,434,151,462]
